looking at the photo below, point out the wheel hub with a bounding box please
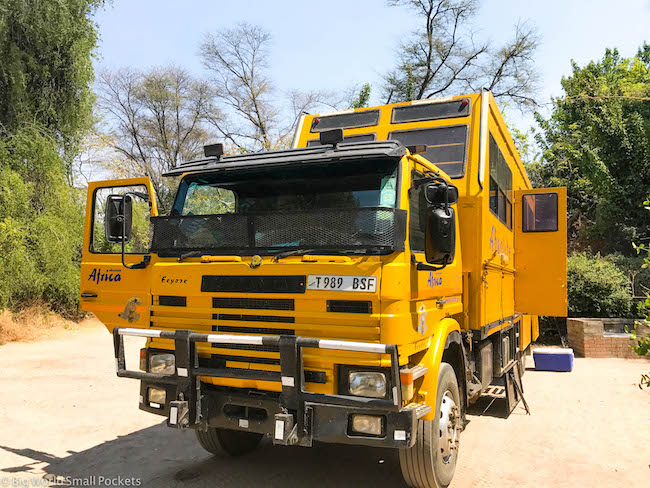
[438,390,460,463]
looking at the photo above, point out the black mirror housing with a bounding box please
[425,182,459,206]
[425,207,455,265]
[105,195,133,244]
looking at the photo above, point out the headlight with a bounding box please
[351,414,384,436]
[149,353,175,374]
[148,387,166,407]
[348,371,387,398]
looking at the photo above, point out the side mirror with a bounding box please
[425,183,459,206]
[105,195,132,243]
[425,207,456,265]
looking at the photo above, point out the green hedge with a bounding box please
[0,129,83,315]
[567,252,633,317]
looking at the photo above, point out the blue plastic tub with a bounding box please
[533,348,574,372]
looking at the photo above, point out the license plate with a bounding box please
[307,275,377,292]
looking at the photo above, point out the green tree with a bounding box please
[0,129,84,314]
[350,83,372,109]
[535,45,650,254]
[0,0,103,170]
[0,0,102,314]
[567,253,632,318]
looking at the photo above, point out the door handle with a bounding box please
[81,293,98,298]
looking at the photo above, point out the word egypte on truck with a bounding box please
[80,90,567,488]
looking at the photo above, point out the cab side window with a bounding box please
[92,185,151,253]
[408,171,427,252]
[489,134,512,229]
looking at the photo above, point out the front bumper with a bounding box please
[113,327,430,448]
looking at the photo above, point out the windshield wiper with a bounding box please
[272,248,369,262]
[178,250,202,262]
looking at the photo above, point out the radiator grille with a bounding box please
[212,325,295,335]
[212,313,295,324]
[212,297,295,311]
[202,275,306,294]
[327,300,372,314]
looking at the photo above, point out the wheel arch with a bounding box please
[416,318,466,421]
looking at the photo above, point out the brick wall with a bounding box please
[566,318,649,358]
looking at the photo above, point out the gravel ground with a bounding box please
[1,321,648,488]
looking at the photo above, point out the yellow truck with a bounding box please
[80,90,566,488]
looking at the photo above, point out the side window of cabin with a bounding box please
[408,171,427,252]
[488,134,512,229]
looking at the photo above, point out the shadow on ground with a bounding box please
[0,422,407,487]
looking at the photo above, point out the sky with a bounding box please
[93,0,650,132]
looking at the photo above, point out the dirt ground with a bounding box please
[1,320,648,488]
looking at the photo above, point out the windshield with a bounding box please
[152,159,404,256]
[173,159,398,216]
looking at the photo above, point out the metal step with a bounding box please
[404,402,432,419]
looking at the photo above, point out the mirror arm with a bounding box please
[411,253,447,271]
[120,192,151,270]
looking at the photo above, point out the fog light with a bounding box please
[349,371,387,398]
[148,387,166,408]
[149,353,175,374]
[351,414,383,436]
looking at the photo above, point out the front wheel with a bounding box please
[399,362,461,488]
[195,428,263,457]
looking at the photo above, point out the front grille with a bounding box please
[159,295,186,307]
[198,356,326,383]
[212,313,295,324]
[209,354,280,365]
[202,275,306,294]
[212,325,295,335]
[212,297,295,311]
[150,208,408,256]
[327,300,372,314]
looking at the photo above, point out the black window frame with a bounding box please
[488,133,513,230]
[521,192,559,233]
[388,124,469,179]
[309,110,380,133]
[391,99,471,124]
[408,169,427,253]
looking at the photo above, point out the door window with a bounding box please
[522,193,559,232]
[92,185,151,253]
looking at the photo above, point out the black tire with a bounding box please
[399,362,461,488]
[195,428,263,457]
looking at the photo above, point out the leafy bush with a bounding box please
[0,129,83,315]
[567,253,633,317]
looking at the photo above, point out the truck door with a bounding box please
[514,187,567,316]
[79,177,158,331]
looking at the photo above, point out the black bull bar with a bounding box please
[113,327,424,447]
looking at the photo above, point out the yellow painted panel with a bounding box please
[80,177,158,331]
[514,187,567,316]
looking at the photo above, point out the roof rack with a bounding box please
[162,141,406,177]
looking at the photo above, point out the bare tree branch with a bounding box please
[383,1,540,108]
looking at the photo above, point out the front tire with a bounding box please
[399,362,461,488]
[195,428,263,457]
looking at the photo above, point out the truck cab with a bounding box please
[80,91,566,488]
